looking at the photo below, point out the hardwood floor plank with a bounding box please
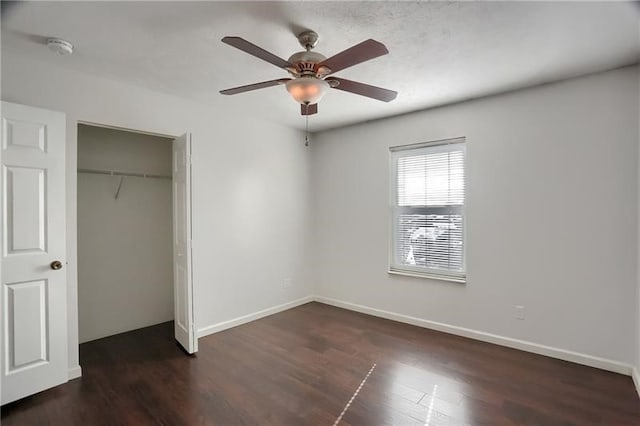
[2,302,639,425]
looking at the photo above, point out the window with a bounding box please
[390,138,466,282]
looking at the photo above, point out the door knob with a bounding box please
[50,260,63,270]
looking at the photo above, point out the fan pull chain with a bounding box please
[305,113,310,147]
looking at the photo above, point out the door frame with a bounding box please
[74,120,197,353]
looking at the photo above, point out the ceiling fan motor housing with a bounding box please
[47,38,73,55]
[287,51,328,77]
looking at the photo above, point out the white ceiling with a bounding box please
[1,1,639,131]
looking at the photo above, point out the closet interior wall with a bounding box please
[77,124,174,343]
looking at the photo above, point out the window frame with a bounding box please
[388,137,467,283]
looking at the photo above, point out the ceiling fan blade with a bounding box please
[219,78,291,95]
[317,39,389,75]
[222,36,293,69]
[327,77,397,102]
[301,103,318,116]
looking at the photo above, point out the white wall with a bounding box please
[77,125,173,343]
[2,49,637,374]
[311,66,639,365]
[1,52,313,372]
[77,124,173,174]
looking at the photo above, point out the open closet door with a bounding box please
[172,133,197,354]
[1,102,68,404]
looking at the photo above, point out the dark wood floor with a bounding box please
[2,302,640,425]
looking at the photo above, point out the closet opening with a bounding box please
[76,123,196,354]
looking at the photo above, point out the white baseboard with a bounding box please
[68,365,82,380]
[314,295,634,376]
[197,296,314,338]
[194,293,634,378]
[632,367,640,398]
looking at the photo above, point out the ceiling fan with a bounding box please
[219,31,397,116]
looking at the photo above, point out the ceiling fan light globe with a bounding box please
[286,77,329,104]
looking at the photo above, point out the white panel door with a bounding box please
[172,133,197,354]
[1,101,68,404]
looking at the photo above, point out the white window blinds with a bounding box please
[390,138,466,281]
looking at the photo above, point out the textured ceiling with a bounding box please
[1,1,639,131]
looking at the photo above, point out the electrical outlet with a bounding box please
[282,278,292,289]
[515,305,525,320]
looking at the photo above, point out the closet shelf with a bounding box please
[77,168,171,179]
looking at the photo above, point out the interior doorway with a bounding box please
[76,123,196,353]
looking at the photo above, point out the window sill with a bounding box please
[388,269,466,284]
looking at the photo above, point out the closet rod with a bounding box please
[77,168,171,180]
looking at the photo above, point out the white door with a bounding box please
[0,101,68,404]
[172,133,197,354]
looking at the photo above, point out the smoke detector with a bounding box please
[47,38,73,55]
